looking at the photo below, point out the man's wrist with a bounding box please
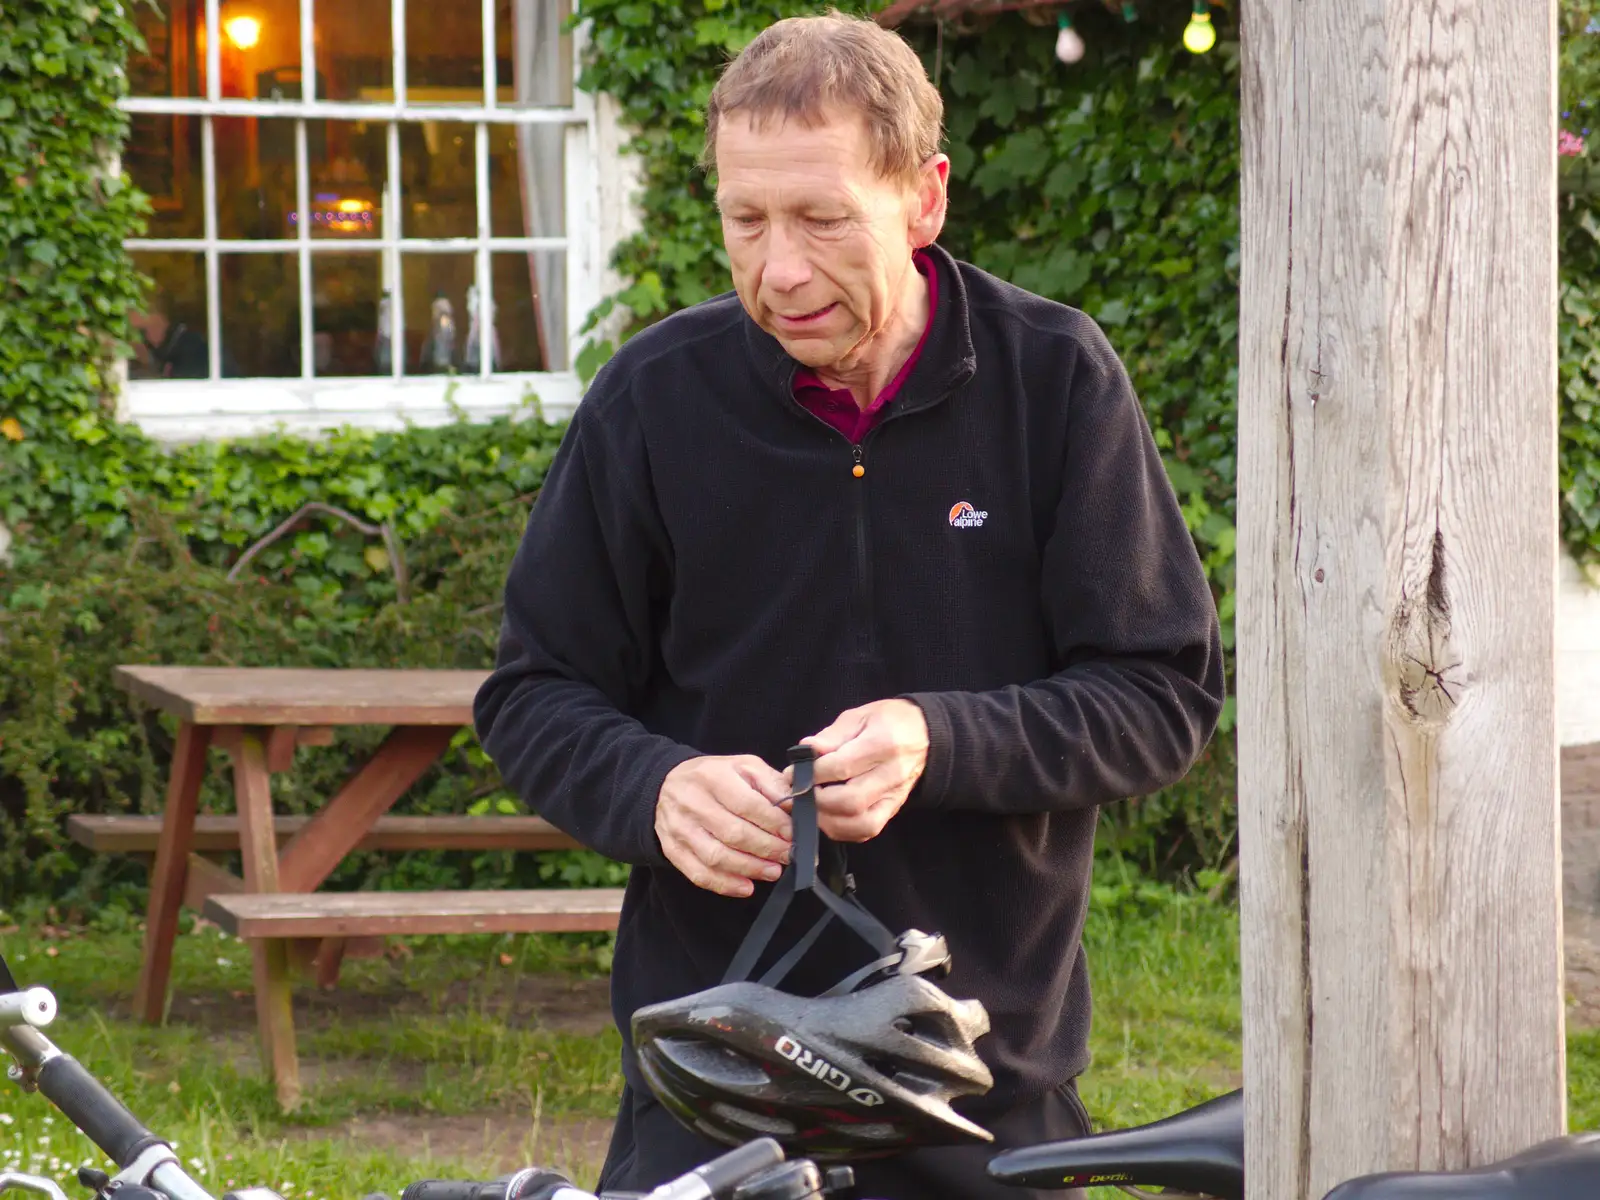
[899,693,952,809]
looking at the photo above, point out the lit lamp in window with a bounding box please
[225,15,262,50]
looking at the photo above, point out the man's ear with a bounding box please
[911,154,950,248]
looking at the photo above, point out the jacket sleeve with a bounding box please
[473,393,697,865]
[904,319,1226,813]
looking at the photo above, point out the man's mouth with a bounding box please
[774,303,837,327]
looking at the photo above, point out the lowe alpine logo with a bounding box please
[774,1034,884,1107]
[948,501,988,529]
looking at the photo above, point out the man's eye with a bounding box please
[810,217,845,231]
[729,215,764,229]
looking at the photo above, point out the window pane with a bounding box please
[126,114,204,238]
[129,252,210,380]
[407,4,485,104]
[129,0,202,99]
[221,254,300,377]
[220,0,304,101]
[495,0,572,109]
[316,0,392,102]
[215,117,297,240]
[314,255,385,376]
[308,120,387,241]
[402,123,478,238]
[493,251,565,372]
[402,254,475,375]
[489,124,565,239]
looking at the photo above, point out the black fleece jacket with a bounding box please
[474,244,1225,1119]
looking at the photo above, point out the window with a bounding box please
[119,0,599,437]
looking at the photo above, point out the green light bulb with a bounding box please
[1184,3,1217,54]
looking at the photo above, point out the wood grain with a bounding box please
[181,853,244,913]
[1237,1,1562,1194]
[111,665,489,726]
[133,722,210,1023]
[67,813,583,854]
[277,726,460,894]
[229,731,302,1109]
[204,889,627,939]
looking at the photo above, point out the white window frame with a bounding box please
[118,0,599,440]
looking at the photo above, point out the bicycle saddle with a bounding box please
[986,1088,1243,1198]
[1320,1132,1600,1199]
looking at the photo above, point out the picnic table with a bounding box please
[96,666,625,1109]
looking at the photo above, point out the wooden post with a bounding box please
[1237,3,1563,1197]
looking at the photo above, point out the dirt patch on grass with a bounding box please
[284,1112,614,1186]
[159,971,614,1037]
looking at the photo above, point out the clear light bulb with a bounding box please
[224,15,262,50]
[1055,17,1086,65]
[1183,7,1217,54]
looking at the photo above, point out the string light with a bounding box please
[1055,12,1086,64]
[1183,1,1217,53]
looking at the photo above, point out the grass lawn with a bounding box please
[1,875,1596,1199]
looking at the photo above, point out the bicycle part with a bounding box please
[1318,1129,1600,1198]
[402,1140,788,1200]
[400,1170,581,1200]
[645,1138,788,1200]
[2,993,218,1200]
[729,1162,822,1200]
[985,1088,1242,1199]
[0,989,57,1032]
[0,1173,72,1200]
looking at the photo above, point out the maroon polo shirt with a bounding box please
[792,250,938,442]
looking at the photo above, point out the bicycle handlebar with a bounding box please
[400,1138,787,1200]
[399,1169,582,1200]
[3,972,787,1200]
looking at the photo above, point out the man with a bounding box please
[474,12,1224,1199]
[128,297,210,379]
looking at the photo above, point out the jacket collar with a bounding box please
[742,242,978,419]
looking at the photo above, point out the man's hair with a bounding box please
[701,10,944,185]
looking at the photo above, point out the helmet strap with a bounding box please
[721,745,899,989]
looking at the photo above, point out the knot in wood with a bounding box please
[1384,530,1461,728]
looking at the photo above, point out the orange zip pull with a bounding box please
[851,445,865,478]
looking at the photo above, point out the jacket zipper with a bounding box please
[851,442,877,659]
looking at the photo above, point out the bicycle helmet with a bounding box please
[632,746,996,1162]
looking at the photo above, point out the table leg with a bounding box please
[276,725,460,893]
[232,729,301,1110]
[134,722,211,1024]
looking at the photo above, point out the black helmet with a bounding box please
[631,747,995,1161]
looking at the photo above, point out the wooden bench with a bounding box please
[68,813,583,855]
[204,889,627,939]
[110,664,627,1112]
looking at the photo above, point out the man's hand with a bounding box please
[656,755,793,897]
[800,699,930,843]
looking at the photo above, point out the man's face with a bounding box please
[714,108,947,372]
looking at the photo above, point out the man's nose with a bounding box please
[762,224,812,292]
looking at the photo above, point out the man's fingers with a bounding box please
[697,798,792,866]
[659,829,758,897]
[818,794,902,844]
[722,766,794,842]
[802,707,869,760]
[733,756,791,806]
[682,822,785,882]
[813,761,896,818]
